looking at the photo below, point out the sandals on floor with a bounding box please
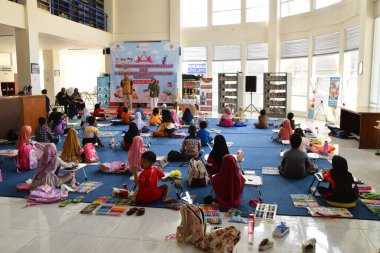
[302,238,316,252]
[259,238,274,251]
[59,199,73,207]
[136,208,145,216]
[126,207,138,216]
[72,196,84,203]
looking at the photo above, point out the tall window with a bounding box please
[182,47,207,75]
[343,26,359,109]
[312,32,340,118]
[280,39,309,112]
[315,0,341,10]
[212,45,241,112]
[371,17,380,108]
[181,0,207,28]
[246,0,269,23]
[281,0,310,18]
[212,0,241,26]
[246,43,268,108]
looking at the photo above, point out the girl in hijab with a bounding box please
[16,125,32,149]
[52,112,67,135]
[211,154,245,209]
[317,155,359,203]
[134,112,147,132]
[31,143,76,190]
[60,129,83,163]
[153,109,175,137]
[81,107,91,127]
[182,108,194,125]
[128,136,147,173]
[274,118,292,143]
[123,122,140,151]
[219,107,235,127]
[170,110,180,125]
[207,134,229,175]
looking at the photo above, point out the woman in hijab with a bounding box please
[153,109,175,137]
[128,136,147,173]
[219,107,235,127]
[211,154,245,209]
[123,122,140,151]
[207,134,229,175]
[317,155,358,203]
[60,129,83,163]
[31,143,76,190]
[170,110,180,125]
[16,125,32,149]
[81,107,91,127]
[134,112,146,132]
[182,108,194,125]
[277,119,293,141]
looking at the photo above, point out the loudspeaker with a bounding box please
[245,76,257,92]
[103,48,110,55]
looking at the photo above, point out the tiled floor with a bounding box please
[0,117,379,253]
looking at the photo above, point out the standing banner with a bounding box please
[199,78,213,114]
[110,42,179,106]
[97,76,110,107]
[307,78,319,120]
[327,77,340,122]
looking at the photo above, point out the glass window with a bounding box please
[280,58,308,112]
[342,50,358,109]
[312,54,339,118]
[246,60,268,108]
[281,0,310,18]
[212,0,241,26]
[181,0,207,28]
[246,0,269,23]
[371,17,380,108]
[315,0,341,9]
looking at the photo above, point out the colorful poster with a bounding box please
[97,76,110,108]
[199,78,213,113]
[110,42,179,106]
[328,77,340,108]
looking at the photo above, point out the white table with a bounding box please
[140,132,153,148]
[97,123,112,131]
[62,163,90,181]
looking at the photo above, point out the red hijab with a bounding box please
[211,154,245,208]
[279,119,293,140]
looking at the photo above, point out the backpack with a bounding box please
[84,143,99,163]
[171,131,186,138]
[17,144,38,171]
[176,204,206,244]
[28,185,68,204]
[99,161,128,174]
[188,159,209,187]
[167,150,188,162]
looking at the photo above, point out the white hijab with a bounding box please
[134,112,145,131]
[82,108,91,122]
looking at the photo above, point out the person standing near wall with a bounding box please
[42,89,50,117]
[148,77,159,109]
[121,73,133,110]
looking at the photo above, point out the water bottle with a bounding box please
[248,213,254,245]
[323,141,328,155]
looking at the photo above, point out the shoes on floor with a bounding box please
[258,238,274,251]
[272,222,290,237]
[302,238,316,252]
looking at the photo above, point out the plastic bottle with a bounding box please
[248,213,254,245]
[323,140,328,155]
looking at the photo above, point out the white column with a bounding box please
[240,43,247,107]
[357,0,375,107]
[15,0,40,95]
[43,50,61,102]
[268,0,280,72]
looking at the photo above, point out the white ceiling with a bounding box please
[0,24,103,53]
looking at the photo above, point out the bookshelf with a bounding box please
[218,73,239,114]
[263,72,288,118]
[182,74,200,102]
[1,82,16,96]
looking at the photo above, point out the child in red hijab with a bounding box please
[273,119,293,143]
[211,154,245,208]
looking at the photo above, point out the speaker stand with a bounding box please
[244,92,259,113]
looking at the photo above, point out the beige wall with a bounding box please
[113,0,170,42]
[0,0,25,28]
[376,0,380,17]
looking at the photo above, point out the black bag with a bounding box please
[141,126,150,133]
[7,129,18,141]
[50,134,60,144]
[167,150,188,162]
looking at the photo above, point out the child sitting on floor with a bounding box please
[121,107,132,125]
[207,134,229,175]
[82,116,104,147]
[35,117,53,143]
[153,110,175,137]
[197,121,213,147]
[219,107,235,127]
[287,112,295,130]
[254,109,269,129]
[128,136,147,173]
[181,108,194,126]
[116,102,124,119]
[60,128,84,163]
[317,155,359,203]
[180,125,203,160]
[123,122,140,151]
[149,108,162,126]
[133,151,173,204]
[273,119,293,143]
[81,107,91,127]
[135,103,147,120]
[279,134,310,179]
[294,128,309,153]
[93,103,105,117]
[52,112,67,135]
[234,106,247,123]
[170,109,180,125]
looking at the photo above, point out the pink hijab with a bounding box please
[128,136,147,172]
[16,125,32,149]
[170,110,180,125]
[222,107,234,120]
[279,119,293,140]
[34,143,58,180]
